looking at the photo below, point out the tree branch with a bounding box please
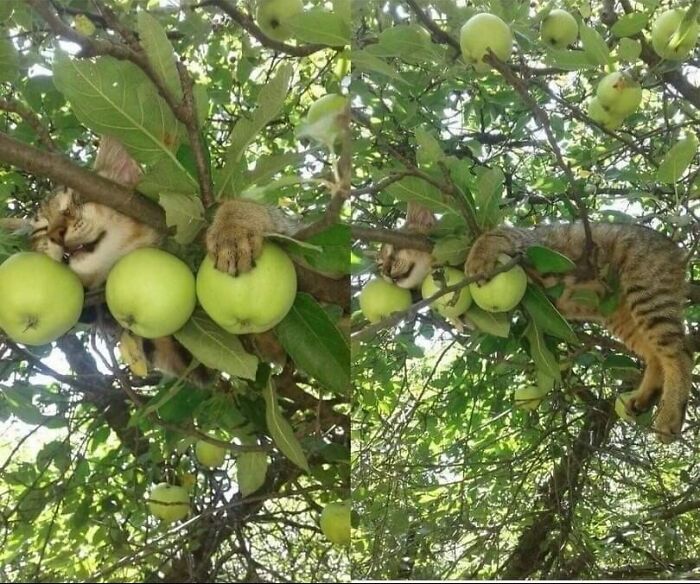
[0,132,167,232]
[351,225,433,251]
[198,0,339,57]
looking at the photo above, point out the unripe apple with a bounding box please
[514,385,547,411]
[468,264,527,312]
[651,8,700,61]
[540,9,578,49]
[421,267,472,319]
[106,248,196,339]
[303,93,348,148]
[359,278,412,323]
[0,252,84,346]
[596,72,642,117]
[195,436,227,469]
[587,97,624,131]
[320,500,351,545]
[147,483,190,523]
[460,13,513,73]
[256,0,303,42]
[197,242,297,334]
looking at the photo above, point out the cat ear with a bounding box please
[406,201,436,233]
[93,136,142,188]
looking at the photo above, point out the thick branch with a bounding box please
[500,400,615,579]
[351,225,433,251]
[0,132,167,232]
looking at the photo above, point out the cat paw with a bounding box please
[652,400,685,444]
[206,224,264,276]
[464,254,499,284]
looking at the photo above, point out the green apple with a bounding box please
[468,264,527,312]
[195,436,227,469]
[651,8,699,61]
[514,385,547,411]
[106,248,196,339]
[147,483,190,523]
[615,391,637,422]
[587,97,624,131]
[303,93,348,148]
[197,242,297,334]
[0,252,84,345]
[320,501,351,546]
[596,72,642,117]
[256,0,303,42]
[540,9,578,49]
[359,278,412,323]
[421,267,472,319]
[460,13,513,73]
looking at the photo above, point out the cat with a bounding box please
[376,202,435,289]
[30,136,296,382]
[379,204,693,443]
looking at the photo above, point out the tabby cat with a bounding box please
[30,136,295,381]
[378,205,693,443]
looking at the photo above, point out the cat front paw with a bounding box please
[205,224,264,276]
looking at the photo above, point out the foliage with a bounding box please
[0,0,350,582]
[352,0,700,580]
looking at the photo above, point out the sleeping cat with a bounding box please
[378,204,693,443]
[30,136,295,381]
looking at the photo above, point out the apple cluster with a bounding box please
[360,262,528,324]
[0,242,297,345]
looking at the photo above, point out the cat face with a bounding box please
[377,243,433,289]
[31,189,160,290]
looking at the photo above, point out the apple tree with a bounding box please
[351,0,700,580]
[0,0,350,581]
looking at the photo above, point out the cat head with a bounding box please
[30,137,160,289]
[377,244,433,289]
[376,202,436,289]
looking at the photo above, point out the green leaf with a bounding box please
[432,235,471,265]
[568,287,600,309]
[544,48,598,70]
[415,128,445,167]
[136,12,183,101]
[287,9,350,46]
[521,284,578,343]
[526,245,576,273]
[464,305,510,338]
[579,23,610,67]
[263,380,310,472]
[159,192,205,245]
[373,24,437,62]
[617,38,642,62]
[234,152,303,194]
[299,223,351,274]
[603,354,638,372]
[217,64,293,198]
[138,157,198,199]
[387,176,461,216]
[174,310,259,380]
[524,320,561,382]
[276,293,350,395]
[350,50,407,84]
[611,13,649,37]
[656,133,698,184]
[0,36,19,83]
[52,54,188,169]
[237,451,269,497]
[475,166,504,229]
